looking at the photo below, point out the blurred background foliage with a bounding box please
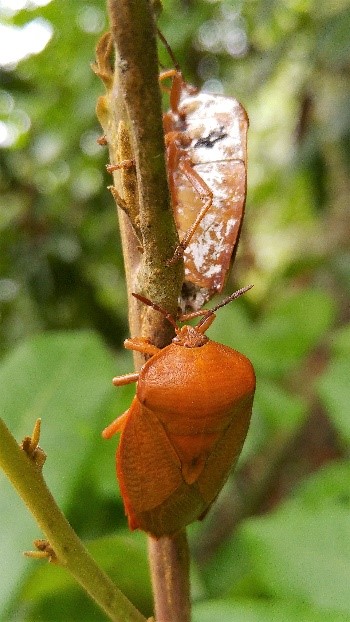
[0,0,350,620]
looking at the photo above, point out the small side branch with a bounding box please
[0,418,146,622]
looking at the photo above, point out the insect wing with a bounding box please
[172,93,248,308]
[197,391,253,504]
[117,397,181,521]
[117,397,210,535]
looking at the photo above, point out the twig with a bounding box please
[0,418,146,622]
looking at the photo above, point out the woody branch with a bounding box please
[105,1,190,622]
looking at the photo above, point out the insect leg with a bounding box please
[112,372,140,387]
[159,68,178,82]
[159,69,185,113]
[167,154,213,265]
[111,337,160,388]
[102,409,130,439]
[124,337,161,357]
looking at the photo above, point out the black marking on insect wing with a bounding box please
[194,126,227,149]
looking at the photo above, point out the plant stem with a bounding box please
[0,418,146,622]
[107,0,183,350]
[148,532,191,622]
[104,2,191,621]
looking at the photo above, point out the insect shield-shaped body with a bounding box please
[103,288,255,538]
[159,32,249,310]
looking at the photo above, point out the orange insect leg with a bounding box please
[112,372,139,387]
[111,338,160,387]
[102,409,129,439]
[159,69,184,112]
[159,68,178,81]
[124,337,160,357]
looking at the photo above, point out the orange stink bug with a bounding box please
[102,286,255,538]
[159,31,249,310]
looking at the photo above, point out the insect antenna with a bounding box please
[157,28,181,72]
[132,292,178,329]
[196,285,254,330]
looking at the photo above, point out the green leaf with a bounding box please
[329,324,350,355]
[193,598,350,622]
[1,331,116,499]
[0,331,125,616]
[234,507,350,613]
[286,460,350,512]
[203,462,350,613]
[254,378,307,433]
[316,9,350,69]
[317,326,350,442]
[252,289,335,378]
[209,289,335,380]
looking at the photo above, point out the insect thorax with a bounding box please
[172,325,208,348]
